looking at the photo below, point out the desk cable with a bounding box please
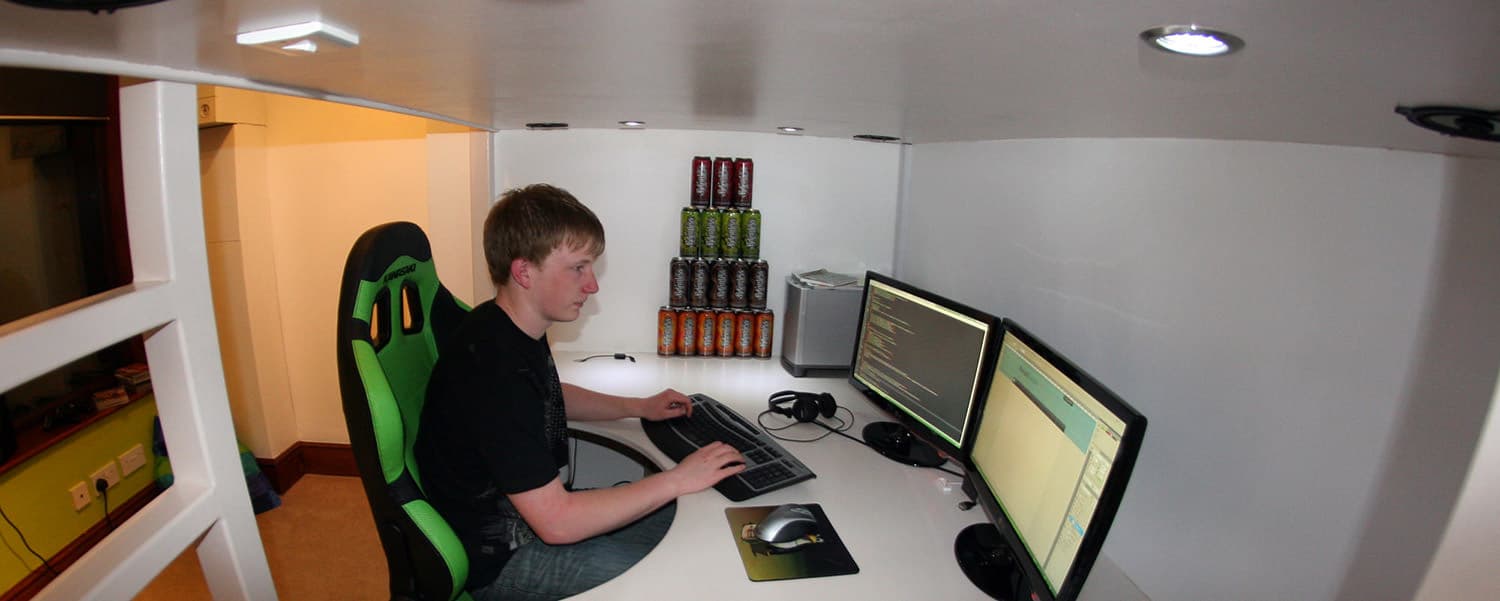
[573,353,635,363]
[757,409,966,480]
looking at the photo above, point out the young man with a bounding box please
[415,184,745,601]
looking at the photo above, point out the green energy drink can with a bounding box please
[679,207,700,257]
[700,207,721,258]
[721,208,741,259]
[740,208,761,259]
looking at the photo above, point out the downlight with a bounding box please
[1140,25,1244,57]
[1395,106,1500,143]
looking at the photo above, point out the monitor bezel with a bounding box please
[846,271,1002,460]
[961,318,1147,601]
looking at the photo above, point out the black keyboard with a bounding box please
[642,393,815,501]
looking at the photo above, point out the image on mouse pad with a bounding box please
[725,504,859,581]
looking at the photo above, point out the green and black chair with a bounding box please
[336,221,473,601]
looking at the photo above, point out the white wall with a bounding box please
[900,139,1500,601]
[494,129,901,357]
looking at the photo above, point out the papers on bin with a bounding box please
[793,269,861,288]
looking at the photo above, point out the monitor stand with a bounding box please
[954,523,1027,601]
[862,422,944,467]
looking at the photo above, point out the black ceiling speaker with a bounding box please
[5,0,169,14]
[1395,105,1500,143]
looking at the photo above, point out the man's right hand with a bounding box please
[669,441,746,495]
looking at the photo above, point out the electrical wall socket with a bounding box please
[69,482,91,511]
[90,461,122,495]
[118,443,147,477]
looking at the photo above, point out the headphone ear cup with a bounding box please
[816,393,837,419]
[792,395,819,422]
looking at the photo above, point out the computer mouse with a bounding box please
[755,503,820,544]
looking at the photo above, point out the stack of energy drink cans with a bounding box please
[659,156,774,358]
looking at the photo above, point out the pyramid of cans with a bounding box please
[659,156,774,358]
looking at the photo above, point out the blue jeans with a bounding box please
[470,503,675,601]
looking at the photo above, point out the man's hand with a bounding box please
[637,388,694,421]
[668,441,746,496]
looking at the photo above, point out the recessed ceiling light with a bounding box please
[777,126,804,135]
[1140,25,1244,57]
[618,120,646,129]
[237,20,359,56]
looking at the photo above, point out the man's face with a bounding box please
[531,242,600,323]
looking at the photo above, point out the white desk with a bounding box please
[556,351,1147,601]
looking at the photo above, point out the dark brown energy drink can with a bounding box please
[709,258,731,308]
[735,310,755,357]
[669,257,689,307]
[697,309,717,356]
[711,157,735,208]
[732,158,753,208]
[676,308,697,356]
[716,310,737,357]
[690,156,712,208]
[690,258,710,307]
[730,259,749,309]
[657,307,677,356]
[750,259,769,309]
[754,309,774,358]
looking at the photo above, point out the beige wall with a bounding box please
[202,90,487,454]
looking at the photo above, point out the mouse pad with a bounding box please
[724,504,859,582]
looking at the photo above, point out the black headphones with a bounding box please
[767,390,837,423]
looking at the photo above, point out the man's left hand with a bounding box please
[639,389,693,421]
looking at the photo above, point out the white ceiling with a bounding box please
[2,0,1498,157]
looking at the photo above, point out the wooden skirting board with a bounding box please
[257,441,356,494]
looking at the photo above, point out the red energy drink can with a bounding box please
[750,259,769,309]
[676,308,696,356]
[657,307,677,355]
[754,309,774,358]
[697,309,717,356]
[709,258,731,308]
[735,310,755,357]
[716,310,737,357]
[668,257,689,307]
[690,156,712,208]
[732,158,753,208]
[730,259,749,309]
[711,157,735,208]
[690,258,710,307]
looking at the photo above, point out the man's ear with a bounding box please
[510,258,532,289]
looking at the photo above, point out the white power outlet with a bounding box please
[69,482,91,511]
[90,461,122,496]
[118,443,147,477]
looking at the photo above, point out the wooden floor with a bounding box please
[133,475,387,601]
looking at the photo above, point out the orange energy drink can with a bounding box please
[735,310,755,357]
[716,310,737,357]
[754,310,774,358]
[657,306,676,355]
[676,308,697,356]
[697,309,717,356]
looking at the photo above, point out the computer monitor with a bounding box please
[956,319,1146,601]
[848,272,998,467]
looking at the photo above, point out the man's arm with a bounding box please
[561,383,693,421]
[508,441,744,544]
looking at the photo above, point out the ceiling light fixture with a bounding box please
[1140,25,1244,57]
[618,120,646,129]
[777,126,804,135]
[236,20,359,56]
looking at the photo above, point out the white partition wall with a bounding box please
[0,81,274,600]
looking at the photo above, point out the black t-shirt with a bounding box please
[414,300,569,587]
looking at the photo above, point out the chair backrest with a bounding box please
[336,221,474,601]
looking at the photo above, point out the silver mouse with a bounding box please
[755,504,820,545]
